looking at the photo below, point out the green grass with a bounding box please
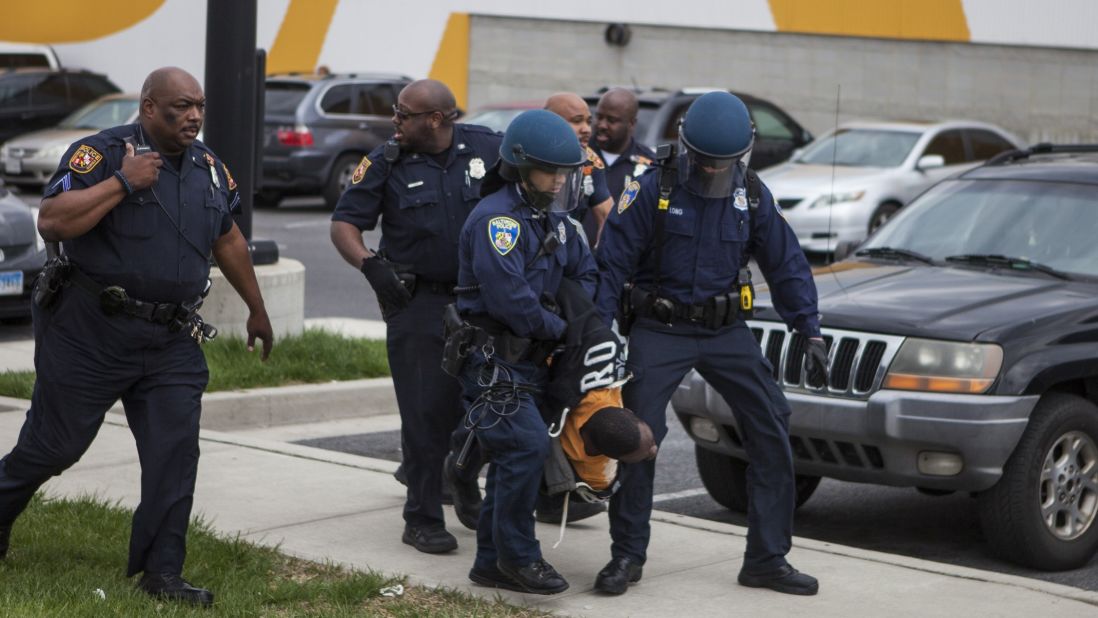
[0,329,392,399]
[0,495,549,617]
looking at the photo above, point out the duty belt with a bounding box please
[68,265,200,325]
[631,286,739,329]
[416,279,457,296]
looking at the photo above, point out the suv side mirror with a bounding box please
[916,154,945,171]
[833,240,860,261]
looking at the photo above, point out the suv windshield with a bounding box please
[863,178,1098,276]
[59,97,138,130]
[265,82,311,115]
[796,128,919,167]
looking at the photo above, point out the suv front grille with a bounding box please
[748,321,905,399]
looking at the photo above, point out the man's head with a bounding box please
[392,79,458,154]
[678,91,755,198]
[594,88,638,154]
[544,92,593,146]
[139,67,204,155]
[499,109,585,212]
[580,406,657,464]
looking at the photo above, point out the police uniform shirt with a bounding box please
[591,139,656,203]
[596,163,821,336]
[43,124,238,303]
[572,145,612,223]
[456,184,598,341]
[331,124,501,283]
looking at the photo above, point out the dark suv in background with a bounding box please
[672,144,1098,571]
[260,72,412,208]
[584,87,814,170]
[0,68,119,145]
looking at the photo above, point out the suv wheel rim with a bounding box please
[1040,430,1098,541]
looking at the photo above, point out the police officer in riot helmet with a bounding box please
[331,79,498,554]
[454,109,597,594]
[595,91,827,596]
[0,67,273,607]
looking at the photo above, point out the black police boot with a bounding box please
[468,563,521,591]
[738,564,819,596]
[0,524,11,559]
[443,452,481,531]
[496,558,570,595]
[594,556,643,595]
[137,573,214,607]
[534,499,606,524]
[402,524,457,554]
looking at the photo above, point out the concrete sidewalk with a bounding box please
[1,403,1095,617]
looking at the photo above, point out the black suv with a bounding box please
[671,144,1098,571]
[260,72,412,208]
[585,87,813,170]
[0,68,119,145]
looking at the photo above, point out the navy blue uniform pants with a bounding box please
[459,353,548,570]
[614,320,795,573]
[0,288,207,577]
[386,288,479,529]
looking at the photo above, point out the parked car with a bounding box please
[259,72,413,208]
[0,185,47,319]
[584,87,814,171]
[762,120,1024,254]
[462,100,541,133]
[0,43,61,71]
[0,68,120,146]
[671,144,1098,571]
[1,93,139,187]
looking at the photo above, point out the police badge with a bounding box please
[583,174,594,196]
[557,220,566,244]
[733,187,748,210]
[468,157,486,180]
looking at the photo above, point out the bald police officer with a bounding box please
[331,79,497,553]
[591,88,656,211]
[595,92,827,596]
[0,67,273,607]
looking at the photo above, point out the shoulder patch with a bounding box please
[68,144,103,174]
[586,146,604,169]
[351,155,372,184]
[488,216,521,256]
[617,180,641,214]
[222,162,237,190]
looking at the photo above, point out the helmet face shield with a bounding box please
[520,164,584,213]
[679,140,741,198]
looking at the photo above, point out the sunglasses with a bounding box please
[391,105,439,121]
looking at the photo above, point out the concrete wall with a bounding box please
[468,15,1098,144]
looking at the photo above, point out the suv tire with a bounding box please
[695,445,821,512]
[324,153,363,209]
[978,392,1098,570]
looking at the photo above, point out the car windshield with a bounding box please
[58,98,138,130]
[863,178,1098,277]
[796,128,920,168]
[265,82,311,115]
[462,108,526,133]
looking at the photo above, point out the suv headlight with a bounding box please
[882,338,1003,394]
[809,190,865,209]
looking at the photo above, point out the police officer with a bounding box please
[595,92,828,596]
[330,79,496,552]
[456,109,596,594]
[591,87,656,212]
[545,92,612,246]
[0,67,273,607]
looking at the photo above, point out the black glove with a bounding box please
[804,337,829,387]
[361,255,411,311]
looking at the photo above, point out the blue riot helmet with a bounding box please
[678,91,755,198]
[499,109,586,212]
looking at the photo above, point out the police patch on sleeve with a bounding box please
[68,144,103,174]
[586,146,605,169]
[617,180,640,214]
[222,162,237,191]
[351,155,372,184]
[488,216,521,256]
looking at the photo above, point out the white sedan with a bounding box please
[761,120,1024,254]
